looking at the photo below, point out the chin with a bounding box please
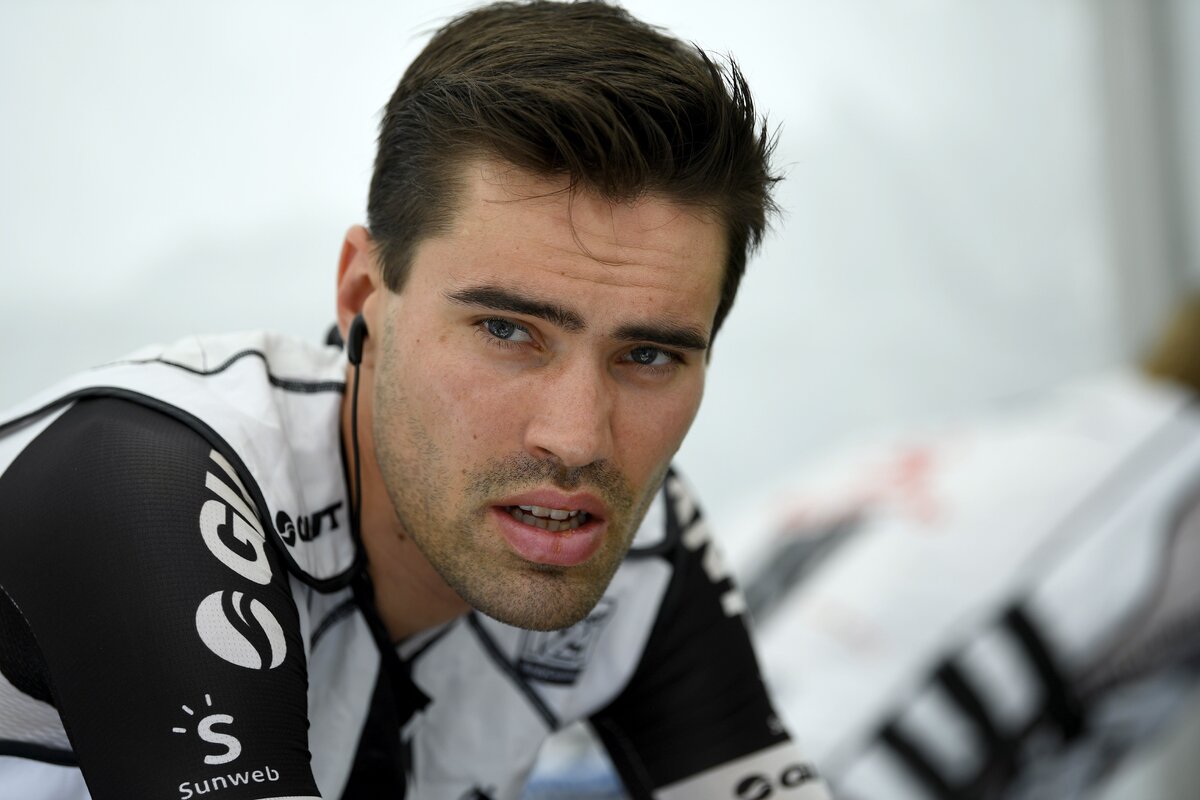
[490,610,590,632]
[465,570,611,631]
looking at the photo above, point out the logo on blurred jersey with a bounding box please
[457,787,496,800]
[734,763,820,800]
[517,598,615,684]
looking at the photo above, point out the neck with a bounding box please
[340,364,470,642]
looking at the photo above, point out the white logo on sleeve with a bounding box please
[171,693,243,765]
[173,694,297,800]
[667,474,747,617]
[195,590,286,670]
[655,742,830,800]
[197,450,271,585]
[194,450,287,669]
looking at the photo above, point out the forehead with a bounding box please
[408,160,727,326]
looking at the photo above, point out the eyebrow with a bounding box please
[445,284,710,351]
[613,323,709,352]
[446,286,585,332]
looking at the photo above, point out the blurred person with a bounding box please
[734,297,1200,799]
[0,3,829,799]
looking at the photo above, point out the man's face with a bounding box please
[368,160,725,631]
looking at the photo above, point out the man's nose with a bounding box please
[522,358,615,469]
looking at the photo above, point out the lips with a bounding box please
[491,491,608,567]
[508,505,590,532]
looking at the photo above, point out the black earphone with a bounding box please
[345,312,368,573]
[346,314,368,366]
[339,311,429,708]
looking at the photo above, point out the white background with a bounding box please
[2,0,1196,537]
[4,3,1200,797]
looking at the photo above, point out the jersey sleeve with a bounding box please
[589,475,830,800]
[0,397,321,799]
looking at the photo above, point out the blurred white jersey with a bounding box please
[737,370,1200,800]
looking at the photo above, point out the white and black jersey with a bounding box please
[0,332,829,800]
[736,371,1200,800]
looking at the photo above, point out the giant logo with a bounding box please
[734,764,819,800]
[195,590,286,670]
[194,450,286,669]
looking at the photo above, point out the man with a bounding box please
[0,2,829,799]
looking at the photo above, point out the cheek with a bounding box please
[614,381,704,473]
[421,350,529,445]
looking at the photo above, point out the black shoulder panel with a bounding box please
[591,473,789,795]
[0,398,320,798]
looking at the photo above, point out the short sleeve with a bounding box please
[0,398,321,799]
[589,475,829,799]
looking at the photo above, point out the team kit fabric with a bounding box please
[0,332,829,800]
[739,371,1200,799]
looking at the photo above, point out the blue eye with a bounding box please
[485,318,517,339]
[627,346,673,367]
[480,318,533,345]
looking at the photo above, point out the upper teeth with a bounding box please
[518,505,579,520]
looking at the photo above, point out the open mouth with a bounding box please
[506,505,591,533]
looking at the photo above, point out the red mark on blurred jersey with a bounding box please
[777,441,951,536]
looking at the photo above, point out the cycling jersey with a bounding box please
[736,370,1200,799]
[0,332,829,800]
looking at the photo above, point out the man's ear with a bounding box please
[336,225,381,342]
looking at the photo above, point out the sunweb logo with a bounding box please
[172,694,284,800]
[171,693,242,765]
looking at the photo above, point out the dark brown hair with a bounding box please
[367,0,779,336]
[1144,294,1200,395]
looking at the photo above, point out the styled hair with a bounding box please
[367,0,779,336]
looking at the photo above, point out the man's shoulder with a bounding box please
[120,330,347,388]
[1,330,359,592]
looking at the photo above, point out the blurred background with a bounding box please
[3,0,1198,535]
[2,1,1198,797]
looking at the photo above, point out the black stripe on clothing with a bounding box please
[934,661,1001,749]
[1013,399,1198,590]
[1004,605,1086,740]
[0,585,52,705]
[403,623,456,664]
[878,722,955,800]
[340,669,409,799]
[311,598,359,652]
[0,740,77,767]
[824,404,1200,781]
[1082,459,1200,693]
[933,658,1031,796]
[113,348,346,394]
[0,395,78,439]
[466,613,559,730]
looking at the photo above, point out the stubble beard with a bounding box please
[377,439,661,631]
[372,346,665,631]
